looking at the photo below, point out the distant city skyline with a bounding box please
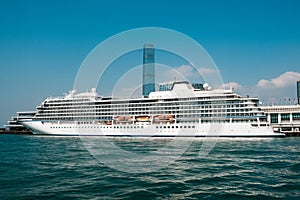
[0,0,300,127]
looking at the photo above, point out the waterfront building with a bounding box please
[261,105,300,135]
[4,111,36,132]
[142,43,155,96]
[297,80,300,105]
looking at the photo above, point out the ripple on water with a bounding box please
[0,135,299,199]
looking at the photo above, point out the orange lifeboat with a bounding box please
[153,115,175,123]
[114,116,133,122]
[135,115,151,122]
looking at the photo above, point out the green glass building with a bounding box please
[142,43,155,96]
[297,80,300,105]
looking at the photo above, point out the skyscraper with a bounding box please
[297,80,300,105]
[143,43,155,96]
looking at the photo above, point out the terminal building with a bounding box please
[261,105,300,136]
[4,111,36,133]
[297,80,300,104]
[260,80,300,136]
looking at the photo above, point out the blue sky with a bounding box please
[0,0,300,126]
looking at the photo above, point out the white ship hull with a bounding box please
[22,121,285,137]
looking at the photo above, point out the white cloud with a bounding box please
[198,67,218,75]
[221,71,299,105]
[162,65,196,82]
[222,82,243,90]
[168,65,194,78]
[257,71,300,89]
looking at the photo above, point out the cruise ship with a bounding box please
[20,81,285,137]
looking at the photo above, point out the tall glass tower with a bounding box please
[297,80,300,105]
[143,43,155,96]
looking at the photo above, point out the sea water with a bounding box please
[0,135,299,199]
